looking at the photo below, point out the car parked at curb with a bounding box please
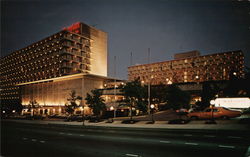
[64,115,84,122]
[176,108,189,116]
[188,107,241,120]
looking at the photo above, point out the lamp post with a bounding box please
[114,56,117,118]
[79,106,85,126]
[207,100,217,124]
[147,48,151,116]
[110,106,115,118]
[150,104,155,123]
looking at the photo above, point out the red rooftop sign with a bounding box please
[63,22,81,34]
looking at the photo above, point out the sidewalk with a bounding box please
[3,119,250,131]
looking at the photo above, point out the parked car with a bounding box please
[88,116,103,123]
[48,114,60,118]
[188,107,241,120]
[25,115,46,120]
[65,115,84,122]
[176,108,188,116]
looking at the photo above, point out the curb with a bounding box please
[3,119,250,132]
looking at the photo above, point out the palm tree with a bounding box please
[85,89,106,118]
[65,90,82,115]
[28,99,39,116]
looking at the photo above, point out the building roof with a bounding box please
[128,50,243,69]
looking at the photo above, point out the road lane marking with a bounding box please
[218,145,235,149]
[160,140,171,144]
[121,137,129,140]
[204,135,216,138]
[40,141,45,143]
[125,154,139,157]
[59,132,64,135]
[228,136,241,139]
[22,137,28,140]
[31,139,37,142]
[67,133,72,136]
[185,142,198,145]
[80,134,85,137]
[184,134,193,137]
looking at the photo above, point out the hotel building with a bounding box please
[128,50,244,85]
[0,22,108,115]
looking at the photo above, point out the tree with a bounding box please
[164,84,191,110]
[28,99,39,116]
[120,79,146,120]
[243,66,250,97]
[223,66,250,97]
[150,84,167,110]
[1,99,23,115]
[65,90,82,115]
[201,81,221,110]
[85,89,106,117]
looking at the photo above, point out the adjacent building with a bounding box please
[0,22,108,115]
[128,50,244,85]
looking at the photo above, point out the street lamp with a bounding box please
[147,48,151,116]
[210,100,215,120]
[110,106,115,117]
[114,56,117,119]
[79,106,85,126]
[150,104,155,123]
[206,100,217,124]
[109,106,115,123]
[110,106,114,111]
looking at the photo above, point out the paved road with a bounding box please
[1,121,250,157]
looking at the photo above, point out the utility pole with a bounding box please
[129,52,133,120]
[147,48,151,116]
[130,52,133,66]
[114,56,117,118]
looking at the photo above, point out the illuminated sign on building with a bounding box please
[215,97,250,109]
[63,22,81,34]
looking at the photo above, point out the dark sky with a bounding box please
[1,0,250,79]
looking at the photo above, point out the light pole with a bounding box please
[110,106,115,119]
[79,106,85,126]
[147,48,151,116]
[114,56,117,118]
[150,104,155,123]
[148,80,151,116]
[207,100,216,124]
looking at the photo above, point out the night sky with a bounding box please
[1,0,250,79]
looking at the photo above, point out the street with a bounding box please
[1,121,250,157]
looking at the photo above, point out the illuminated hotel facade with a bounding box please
[0,22,108,114]
[128,50,244,85]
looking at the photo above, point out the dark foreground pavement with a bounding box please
[1,121,250,157]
